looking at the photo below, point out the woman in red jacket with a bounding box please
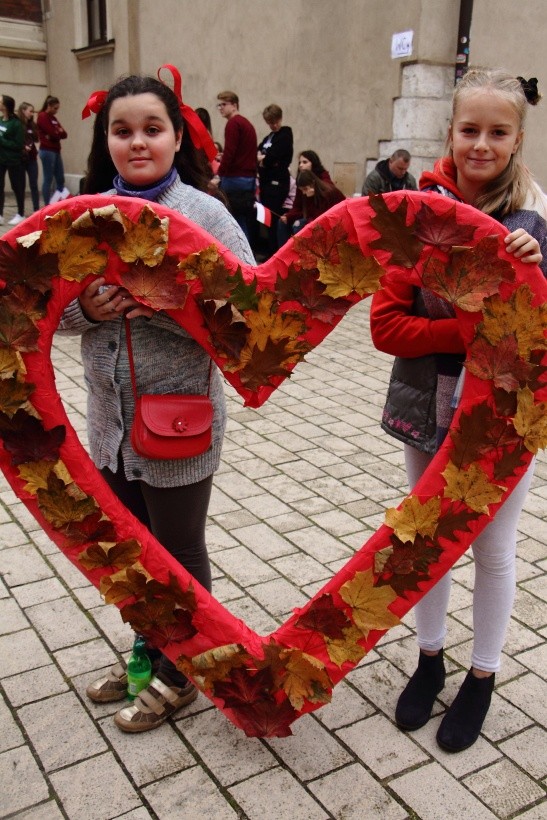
[37,95,69,205]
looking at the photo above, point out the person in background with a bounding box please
[370,68,546,754]
[0,94,25,225]
[362,148,417,195]
[37,95,69,205]
[297,149,333,184]
[213,90,257,240]
[257,103,293,256]
[18,102,40,212]
[60,69,254,733]
[279,169,345,236]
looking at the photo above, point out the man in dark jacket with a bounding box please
[362,149,417,195]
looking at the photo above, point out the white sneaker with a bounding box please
[0,215,4,225]
[49,190,63,204]
[59,187,71,200]
[8,214,24,225]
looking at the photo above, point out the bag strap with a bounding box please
[124,316,212,399]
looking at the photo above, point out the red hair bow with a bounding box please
[157,64,217,163]
[81,90,108,120]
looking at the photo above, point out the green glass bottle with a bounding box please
[126,636,152,700]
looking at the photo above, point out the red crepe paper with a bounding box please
[0,193,545,737]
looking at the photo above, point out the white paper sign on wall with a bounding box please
[391,30,413,59]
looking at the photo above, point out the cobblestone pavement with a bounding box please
[1,197,546,819]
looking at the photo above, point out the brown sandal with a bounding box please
[113,676,198,732]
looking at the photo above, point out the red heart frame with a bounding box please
[0,193,545,738]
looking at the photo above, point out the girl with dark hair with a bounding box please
[37,94,69,205]
[297,150,332,183]
[279,168,345,236]
[17,101,40,211]
[0,94,25,225]
[60,68,254,734]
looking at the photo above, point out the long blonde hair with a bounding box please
[449,68,539,217]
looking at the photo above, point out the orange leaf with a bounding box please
[317,241,384,299]
[479,285,547,358]
[110,205,169,265]
[339,568,400,637]
[384,495,441,543]
[442,461,506,514]
[513,386,547,452]
[279,648,332,711]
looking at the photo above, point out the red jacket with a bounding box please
[37,111,67,153]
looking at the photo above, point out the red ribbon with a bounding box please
[157,64,217,163]
[81,90,108,120]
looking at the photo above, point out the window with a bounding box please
[87,0,107,45]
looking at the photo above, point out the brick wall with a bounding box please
[0,0,42,24]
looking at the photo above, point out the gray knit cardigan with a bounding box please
[57,178,255,487]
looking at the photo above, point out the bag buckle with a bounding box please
[173,416,189,433]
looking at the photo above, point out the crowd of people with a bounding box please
[0,92,71,226]
[3,68,546,757]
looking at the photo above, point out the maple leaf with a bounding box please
[57,236,107,283]
[108,205,169,265]
[0,240,57,295]
[179,644,250,690]
[466,334,531,391]
[493,387,518,418]
[433,504,481,542]
[274,266,349,324]
[2,283,50,322]
[179,244,235,300]
[317,241,384,299]
[373,534,442,597]
[294,593,351,639]
[0,303,40,352]
[100,564,150,605]
[37,472,98,527]
[229,267,260,311]
[384,495,440,543]
[293,221,348,268]
[121,600,197,647]
[449,403,514,468]
[17,458,71,494]
[0,410,65,464]
[137,613,198,649]
[413,200,477,252]
[325,625,368,667]
[0,376,34,416]
[0,348,25,379]
[492,443,529,481]
[40,210,73,254]
[213,666,275,708]
[421,236,514,311]
[199,299,249,360]
[60,510,117,546]
[525,351,547,393]
[339,568,400,637]
[231,698,297,738]
[142,573,197,613]
[369,194,423,268]
[71,204,126,246]
[238,338,297,390]
[442,461,506,513]
[77,539,141,571]
[121,256,188,309]
[513,386,547,452]
[245,292,308,352]
[479,285,547,358]
[279,648,332,711]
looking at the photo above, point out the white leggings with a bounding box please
[405,445,535,673]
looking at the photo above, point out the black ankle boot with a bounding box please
[395,649,446,731]
[436,670,495,752]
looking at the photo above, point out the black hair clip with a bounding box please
[517,76,541,105]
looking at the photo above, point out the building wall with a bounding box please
[2,1,547,193]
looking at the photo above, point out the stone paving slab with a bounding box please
[0,198,545,818]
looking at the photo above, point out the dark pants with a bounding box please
[220,176,256,241]
[0,162,26,216]
[24,158,40,211]
[259,178,290,257]
[101,455,213,686]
